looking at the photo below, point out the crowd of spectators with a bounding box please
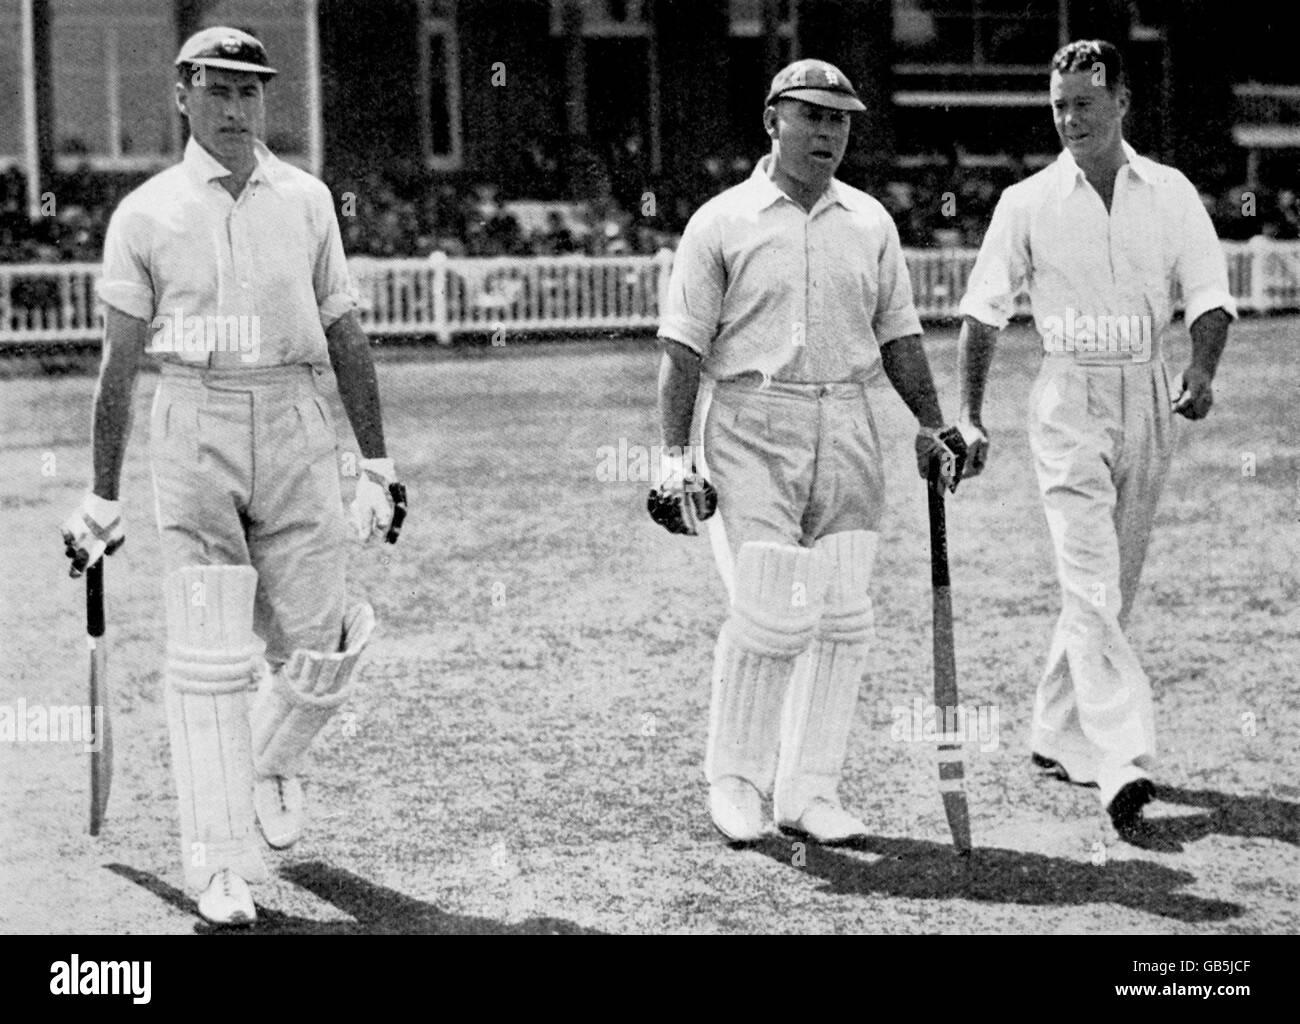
[3,152,1299,265]
[332,173,681,259]
[0,165,138,264]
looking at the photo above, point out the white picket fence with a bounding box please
[2,239,1298,346]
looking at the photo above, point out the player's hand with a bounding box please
[916,426,968,493]
[60,493,125,578]
[647,449,717,536]
[350,457,407,545]
[1171,365,1214,420]
[957,419,990,478]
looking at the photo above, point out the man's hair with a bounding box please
[1050,39,1126,94]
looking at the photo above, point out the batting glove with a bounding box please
[957,420,991,478]
[647,449,717,537]
[60,492,125,578]
[350,457,408,545]
[915,426,968,493]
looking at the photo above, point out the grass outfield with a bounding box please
[1,318,1296,934]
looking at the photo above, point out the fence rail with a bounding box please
[2,239,1299,346]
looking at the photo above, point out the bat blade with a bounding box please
[928,471,972,856]
[87,561,112,836]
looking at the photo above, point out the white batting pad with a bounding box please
[250,602,375,778]
[776,530,878,818]
[705,542,827,791]
[163,564,268,891]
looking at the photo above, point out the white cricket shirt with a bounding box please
[658,156,922,383]
[97,136,356,369]
[959,141,1236,363]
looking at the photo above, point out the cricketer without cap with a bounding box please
[59,27,408,925]
[649,59,968,845]
[956,40,1235,847]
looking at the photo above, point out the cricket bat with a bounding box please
[927,465,972,856]
[87,560,112,836]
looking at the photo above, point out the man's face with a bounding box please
[176,67,266,169]
[1050,69,1127,163]
[766,98,851,187]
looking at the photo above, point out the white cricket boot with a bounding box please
[777,796,870,845]
[709,776,766,844]
[253,775,305,850]
[198,868,256,927]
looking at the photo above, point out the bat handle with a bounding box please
[86,560,105,639]
[926,468,950,589]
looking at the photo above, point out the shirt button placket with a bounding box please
[807,224,824,327]
[231,204,252,300]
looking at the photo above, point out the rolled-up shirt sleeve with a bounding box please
[313,186,358,329]
[657,212,723,358]
[1174,177,1238,325]
[959,192,1030,330]
[96,207,155,321]
[874,214,923,344]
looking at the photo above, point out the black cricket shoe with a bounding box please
[1031,752,1068,779]
[1031,752,1099,788]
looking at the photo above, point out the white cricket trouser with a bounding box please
[150,363,348,667]
[1027,356,1177,805]
[696,378,885,806]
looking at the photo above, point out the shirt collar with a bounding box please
[183,135,280,191]
[1055,139,1153,199]
[746,154,861,214]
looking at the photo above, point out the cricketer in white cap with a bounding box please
[60,26,408,925]
[650,59,968,846]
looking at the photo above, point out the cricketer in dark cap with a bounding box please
[761,58,865,213]
[176,26,278,77]
[173,26,277,198]
[70,23,405,926]
[651,57,968,847]
[765,58,867,112]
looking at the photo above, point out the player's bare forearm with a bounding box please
[92,308,148,501]
[881,335,944,428]
[657,339,701,450]
[957,316,1000,425]
[1188,308,1231,377]
[325,310,388,460]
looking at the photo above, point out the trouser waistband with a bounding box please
[159,362,320,393]
[709,378,865,402]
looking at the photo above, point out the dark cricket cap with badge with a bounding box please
[175,26,278,77]
[765,58,865,112]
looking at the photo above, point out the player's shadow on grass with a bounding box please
[106,862,600,935]
[752,835,1240,923]
[1147,785,1300,848]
